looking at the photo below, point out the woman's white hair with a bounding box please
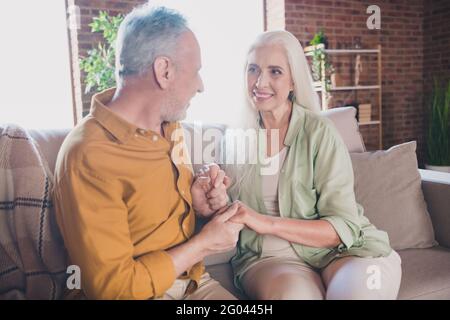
[222,31,321,198]
[241,30,321,128]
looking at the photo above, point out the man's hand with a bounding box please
[194,202,244,254]
[191,163,231,217]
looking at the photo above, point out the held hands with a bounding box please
[196,202,244,254]
[229,201,272,235]
[191,163,231,217]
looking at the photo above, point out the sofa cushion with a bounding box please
[398,246,450,299]
[28,129,70,175]
[207,246,450,300]
[321,106,365,153]
[206,262,248,300]
[350,141,437,250]
[419,169,450,248]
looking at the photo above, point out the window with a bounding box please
[0,1,73,129]
[155,0,264,128]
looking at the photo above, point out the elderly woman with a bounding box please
[223,30,402,300]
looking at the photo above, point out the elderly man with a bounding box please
[53,5,242,300]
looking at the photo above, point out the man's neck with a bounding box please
[107,86,164,135]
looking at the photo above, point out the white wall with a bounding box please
[0,0,264,130]
[152,0,264,128]
[0,0,73,129]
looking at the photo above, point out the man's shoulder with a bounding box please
[55,116,116,180]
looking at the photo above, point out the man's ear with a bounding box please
[153,56,173,89]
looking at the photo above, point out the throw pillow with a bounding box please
[350,141,437,250]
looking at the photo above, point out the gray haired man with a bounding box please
[54,4,242,300]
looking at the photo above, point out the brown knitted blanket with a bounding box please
[0,124,67,299]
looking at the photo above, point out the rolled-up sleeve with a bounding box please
[313,121,361,250]
[53,168,176,300]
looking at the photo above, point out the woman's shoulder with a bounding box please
[295,104,340,142]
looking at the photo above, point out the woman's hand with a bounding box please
[229,201,273,235]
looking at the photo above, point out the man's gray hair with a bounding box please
[115,5,188,85]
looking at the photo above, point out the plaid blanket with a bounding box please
[0,124,67,299]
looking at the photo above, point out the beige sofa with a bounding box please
[29,107,450,300]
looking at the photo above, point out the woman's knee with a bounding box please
[252,272,325,300]
[324,254,402,300]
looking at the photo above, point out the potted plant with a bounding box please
[79,11,124,94]
[425,79,450,173]
[309,29,335,108]
[309,29,331,82]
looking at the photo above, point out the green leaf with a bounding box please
[79,11,123,94]
[427,79,450,165]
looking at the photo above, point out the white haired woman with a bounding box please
[224,30,402,300]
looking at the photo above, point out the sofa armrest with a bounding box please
[419,169,450,249]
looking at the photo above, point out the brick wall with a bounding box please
[424,0,450,100]
[283,0,427,165]
[67,0,146,120]
[66,0,448,166]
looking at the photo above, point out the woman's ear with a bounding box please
[153,56,173,89]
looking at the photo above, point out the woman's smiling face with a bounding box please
[246,44,294,113]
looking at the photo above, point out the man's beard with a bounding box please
[165,109,187,122]
[163,99,188,122]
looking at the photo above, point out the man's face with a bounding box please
[164,31,204,122]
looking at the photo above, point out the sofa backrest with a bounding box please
[29,106,365,175]
[28,129,71,176]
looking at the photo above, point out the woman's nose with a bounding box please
[255,72,268,88]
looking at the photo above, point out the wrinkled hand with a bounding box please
[196,202,244,254]
[191,163,231,217]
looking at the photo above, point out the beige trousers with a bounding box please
[241,250,402,300]
[156,272,237,300]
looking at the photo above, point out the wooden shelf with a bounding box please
[305,49,379,57]
[304,44,325,53]
[313,85,380,92]
[325,49,379,54]
[313,81,322,87]
[304,44,383,149]
[304,44,379,55]
[330,85,380,91]
[358,121,381,126]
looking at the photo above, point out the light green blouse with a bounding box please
[223,104,392,291]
